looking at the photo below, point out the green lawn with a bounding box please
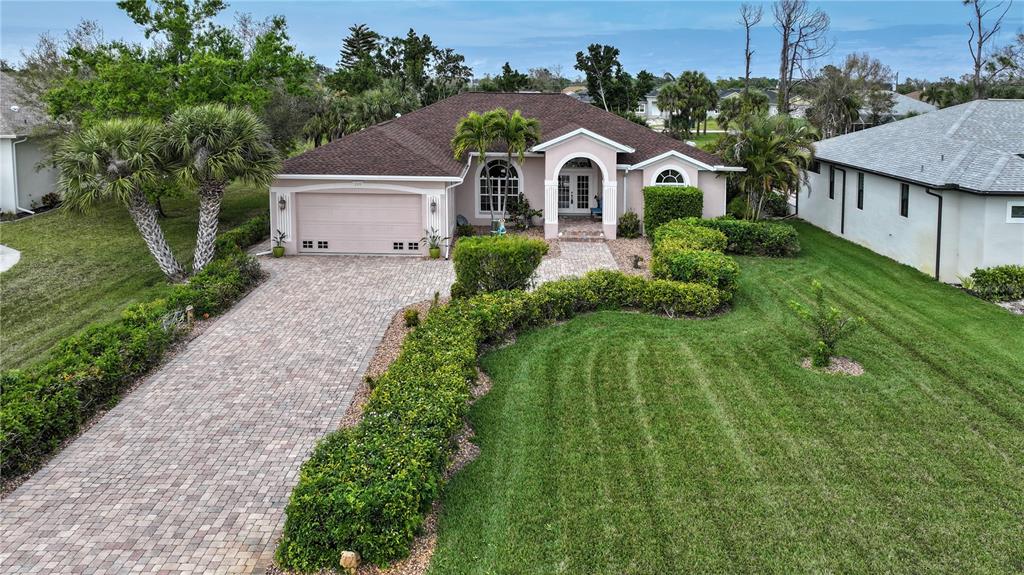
[692,131,724,152]
[429,223,1024,574]
[0,184,268,369]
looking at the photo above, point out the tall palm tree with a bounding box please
[717,114,818,220]
[491,108,541,217]
[452,110,501,225]
[165,104,281,272]
[54,118,187,282]
[656,83,684,137]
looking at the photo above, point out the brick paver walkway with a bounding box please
[0,242,617,574]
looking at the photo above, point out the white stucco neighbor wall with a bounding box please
[0,138,16,214]
[0,137,58,215]
[799,161,1024,282]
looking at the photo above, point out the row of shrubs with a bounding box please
[0,215,268,478]
[964,264,1024,302]
[650,219,740,300]
[275,269,722,571]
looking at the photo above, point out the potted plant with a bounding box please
[272,229,287,258]
[420,227,449,259]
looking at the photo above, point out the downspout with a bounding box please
[925,188,943,281]
[11,137,36,215]
[835,167,847,234]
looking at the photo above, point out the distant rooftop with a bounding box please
[814,99,1024,194]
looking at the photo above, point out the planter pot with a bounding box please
[429,247,441,259]
[272,246,285,258]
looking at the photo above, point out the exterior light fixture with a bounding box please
[430,198,437,213]
[278,196,287,211]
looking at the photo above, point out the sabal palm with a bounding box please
[492,108,541,216]
[54,118,186,282]
[165,104,281,272]
[656,83,684,137]
[452,110,501,222]
[719,114,817,220]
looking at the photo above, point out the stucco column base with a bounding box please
[603,223,617,240]
[545,222,559,239]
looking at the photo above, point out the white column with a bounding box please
[602,181,617,239]
[544,179,559,239]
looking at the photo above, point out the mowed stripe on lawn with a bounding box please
[428,223,1024,575]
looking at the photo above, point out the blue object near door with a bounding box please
[590,195,602,219]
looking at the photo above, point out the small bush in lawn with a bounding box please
[789,280,864,367]
[652,219,728,252]
[404,308,420,327]
[651,242,740,297]
[617,210,642,238]
[681,217,800,257]
[643,185,703,233]
[451,235,548,298]
[966,265,1024,301]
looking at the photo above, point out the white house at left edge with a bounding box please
[269,92,742,256]
[0,72,57,216]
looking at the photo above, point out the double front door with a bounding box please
[557,171,594,214]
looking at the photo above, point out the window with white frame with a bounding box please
[478,159,519,214]
[636,101,647,114]
[655,168,687,185]
[1008,200,1024,223]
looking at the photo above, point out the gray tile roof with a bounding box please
[0,72,49,137]
[814,99,1024,194]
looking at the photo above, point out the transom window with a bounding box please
[478,159,520,214]
[563,158,593,169]
[655,169,687,185]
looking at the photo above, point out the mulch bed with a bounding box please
[607,237,652,277]
[800,356,865,376]
[996,299,1024,315]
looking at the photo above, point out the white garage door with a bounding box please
[296,193,423,255]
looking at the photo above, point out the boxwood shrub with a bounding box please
[652,219,728,252]
[642,185,703,233]
[451,235,549,298]
[0,215,268,478]
[680,217,800,257]
[651,240,740,297]
[275,270,723,571]
[968,265,1024,301]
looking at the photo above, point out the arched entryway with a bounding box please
[556,157,599,216]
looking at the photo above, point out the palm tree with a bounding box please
[165,104,281,272]
[452,110,501,225]
[656,82,684,137]
[54,118,187,282]
[717,114,818,220]
[491,108,541,217]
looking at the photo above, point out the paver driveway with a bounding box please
[0,242,617,574]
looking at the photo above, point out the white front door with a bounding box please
[557,171,594,215]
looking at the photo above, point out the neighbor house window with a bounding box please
[809,161,821,174]
[829,166,835,199]
[857,172,864,209]
[900,183,909,217]
[636,101,647,114]
[1008,200,1024,223]
[655,169,687,185]
[478,159,519,214]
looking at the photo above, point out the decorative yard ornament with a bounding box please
[339,550,360,574]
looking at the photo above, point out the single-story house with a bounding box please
[850,91,938,130]
[271,92,741,255]
[0,71,57,216]
[798,99,1024,282]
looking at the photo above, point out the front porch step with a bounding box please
[558,230,605,242]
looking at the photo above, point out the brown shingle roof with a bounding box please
[283,92,732,177]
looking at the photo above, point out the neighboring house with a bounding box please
[271,92,742,255]
[850,91,938,130]
[798,99,1024,282]
[0,71,57,216]
[712,88,780,117]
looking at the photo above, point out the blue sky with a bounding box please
[2,1,1021,81]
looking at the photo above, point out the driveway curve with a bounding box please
[0,242,616,574]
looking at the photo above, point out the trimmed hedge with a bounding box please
[643,185,703,233]
[651,240,740,297]
[275,270,722,571]
[215,211,270,254]
[0,216,268,477]
[652,219,728,252]
[968,265,1024,301]
[680,217,800,257]
[451,235,549,298]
